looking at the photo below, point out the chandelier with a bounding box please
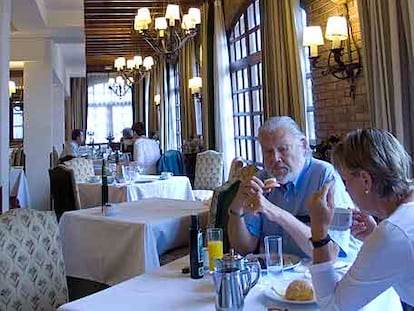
[108,75,133,97]
[108,55,155,97]
[134,4,201,61]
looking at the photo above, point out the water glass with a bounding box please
[264,235,283,278]
[207,228,223,271]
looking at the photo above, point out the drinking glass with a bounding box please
[122,165,133,183]
[207,228,223,271]
[264,235,283,278]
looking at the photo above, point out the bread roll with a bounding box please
[285,279,314,301]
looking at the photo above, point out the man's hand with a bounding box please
[307,179,335,239]
[351,209,377,241]
[230,176,265,214]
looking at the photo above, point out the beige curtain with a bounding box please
[148,69,158,137]
[66,77,87,140]
[260,0,305,130]
[179,38,197,141]
[201,1,214,149]
[358,0,414,157]
[132,78,145,123]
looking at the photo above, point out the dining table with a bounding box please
[9,166,31,209]
[59,198,208,286]
[76,175,195,209]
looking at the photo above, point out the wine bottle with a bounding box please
[189,214,204,279]
[101,159,108,206]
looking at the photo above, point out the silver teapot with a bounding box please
[212,250,261,311]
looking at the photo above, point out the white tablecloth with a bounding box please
[58,255,402,311]
[9,167,31,209]
[59,198,208,285]
[77,175,195,209]
[58,256,319,311]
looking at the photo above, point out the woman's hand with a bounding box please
[351,209,377,241]
[307,179,335,239]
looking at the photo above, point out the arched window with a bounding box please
[229,0,263,166]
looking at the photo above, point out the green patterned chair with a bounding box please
[0,209,68,311]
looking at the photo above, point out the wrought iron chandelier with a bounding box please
[108,75,133,97]
[133,4,201,61]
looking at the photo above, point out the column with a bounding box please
[52,81,65,154]
[0,0,11,212]
[24,61,53,210]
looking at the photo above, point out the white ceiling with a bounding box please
[10,0,85,76]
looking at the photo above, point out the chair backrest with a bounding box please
[0,209,68,310]
[133,138,161,174]
[157,150,186,175]
[209,181,241,253]
[194,150,224,190]
[50,146,60,168]
[49,164,80,221]
[63,157,94,182]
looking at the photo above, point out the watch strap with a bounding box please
[309,234,331,248]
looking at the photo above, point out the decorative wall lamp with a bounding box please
[134,5,201,62]
[9,80,16,98]
[303,3,362,97]
[188,76,202,97]
[154,94,161,106]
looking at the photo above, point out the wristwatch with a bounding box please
[309,234,331,248]
[228,208,246,218]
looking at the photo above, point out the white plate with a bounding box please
[263,283,317,305]
[134,179,155,184]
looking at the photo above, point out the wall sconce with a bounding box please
[154,94,161,105]
[303,3,362,97]
[9,80,16,98]
[188,76,202,96]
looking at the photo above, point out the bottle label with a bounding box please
[197,232,204,276]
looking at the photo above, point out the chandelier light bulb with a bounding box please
[116,76,124,85]
[143,56,154,70]
[114,57,126,71]
[9,80,16,97]
[133,55,143,66]
[135,8,151,31]
[181,14,192,31]
[188,8,201,25]
[165,4,180,26]
[155,17,168,37]
[154,94,161,105]
[108,78,115,86]
[127,59,135,69]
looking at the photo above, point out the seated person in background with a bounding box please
[120,127,135,153]
[132,122,160,174]
[308,128,414,310]
[61,129,84,157]
[227,116,359,259]
[132,121,146,139]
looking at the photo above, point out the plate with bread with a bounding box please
[264,279,317,304]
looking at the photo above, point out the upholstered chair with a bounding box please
[0,209,68,310]
[192,150,224,202]
[63,158,94,183]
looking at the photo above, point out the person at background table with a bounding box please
[61,129,84,157]
[132,121,160,174]
[227,116,359,259]
[308,128,414,310]
[120,127,135,154]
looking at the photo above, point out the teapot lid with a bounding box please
[221,249,243,262]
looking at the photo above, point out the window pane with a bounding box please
[247,4,255,30]
[252,90,260,111]
[241,139,247,159]
[238,93,244,113]
[13,113,23,126]
[13,127,23,139]
[307,79,313,107]
[257,29,261,51]
[247,139,253,160]
[255,0,260,25]
[243,68,248,88]
[239,116,246,136]
[241,38,247,58]
[235,40,241,60]
[254,115,262,136]
[239,15,245,34]
[234,117,239,136]
[249,33,257,54]
[245,115,251,136]
[235,21,240,38]
[244,92,250,113]
[230,43,235,62]
[237,70,243,90]
[307,111,316,142]
[251,64,258,87]
[255,140,263,164]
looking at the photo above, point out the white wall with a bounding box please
[0,0,11,212]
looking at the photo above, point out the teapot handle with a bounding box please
[240,270,252,297]
[246,261,261,288]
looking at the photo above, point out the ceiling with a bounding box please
[84,0,204,72]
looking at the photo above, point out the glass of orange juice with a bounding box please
[207,228,223,271]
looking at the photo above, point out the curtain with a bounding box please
[260,0,306,130]
[358,0,414,159]
[148,69,158,137]
[213,0,235,179]
[179,38,197,141]
[201,1,215,150]
[67,77,87,139]
[132,78,145,123]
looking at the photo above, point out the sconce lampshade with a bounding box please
[9,80,16,97]
[325,16,348,40]
[303,26,324,57]
[143,56,154,70]
[189,76,202,94]
[154,94,161,105]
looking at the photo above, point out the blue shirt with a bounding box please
[244,157,360,258]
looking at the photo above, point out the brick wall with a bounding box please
[305,0,371,141]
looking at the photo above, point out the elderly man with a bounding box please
[61,129,84,157]
[227,116,357,258]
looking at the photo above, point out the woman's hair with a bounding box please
[332,128,412,199]
[71,129,83,141]
[132,122,145,136]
